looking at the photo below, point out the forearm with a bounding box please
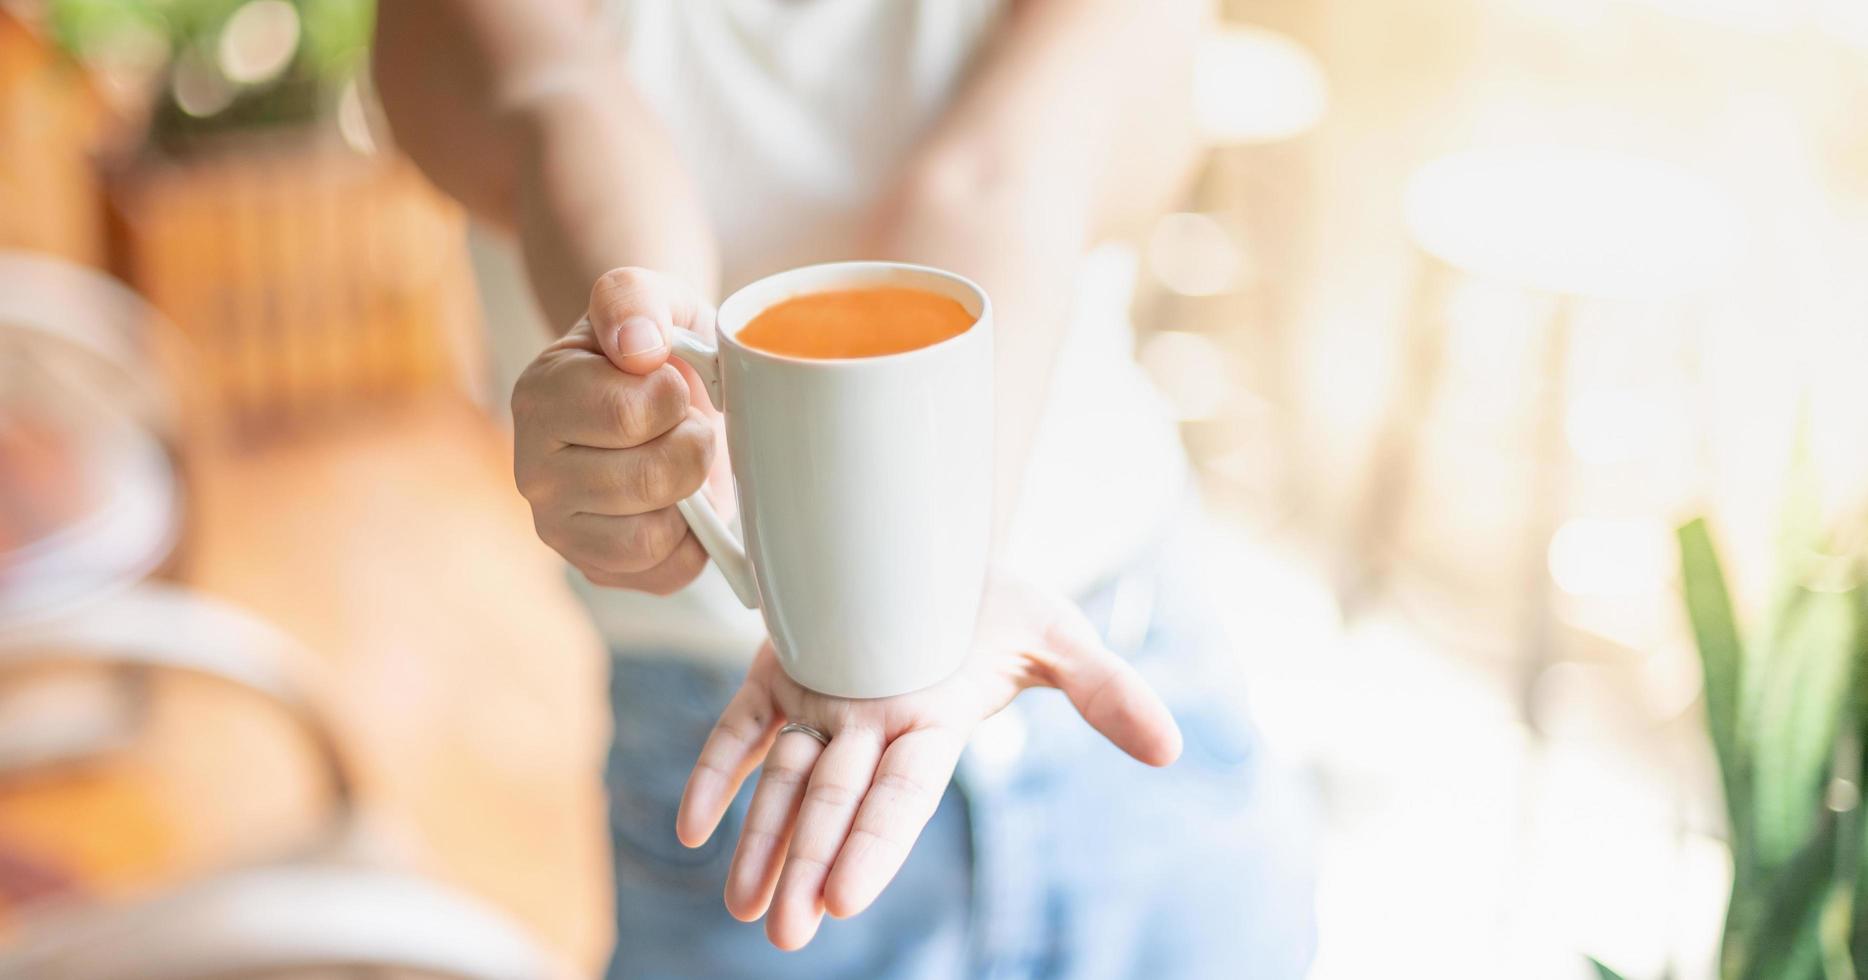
[864,0,1206,539]
[505,78,719,326]
[374,0,717,331]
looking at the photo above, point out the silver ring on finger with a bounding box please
[778,721,830,747]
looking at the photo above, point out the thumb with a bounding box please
[1036,610,1184,767]
[595,312,672,376]
[587,267,709,375]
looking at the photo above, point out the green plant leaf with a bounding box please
[45,0,167,60]
[1821,726,1863,980]
[1736,816,1839,980]
[299,0,375,77]
[1751,588,1859,873]
[1591,958,1630,980]
[1848,604,1868,975]
[1772,409,1824,605]
[1681,519,1750,857]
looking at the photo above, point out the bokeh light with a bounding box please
[170,49,236,118]
[337,77,377,154]
[1404,146,1744,299]
[219,0,301,86]
[1193,25,1329,145]
[1548,518,1674,598]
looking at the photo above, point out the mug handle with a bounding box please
[667,330,760,609]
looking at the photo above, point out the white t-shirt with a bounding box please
[473,0,1188,661]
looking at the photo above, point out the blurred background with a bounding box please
[2,0,1866,978]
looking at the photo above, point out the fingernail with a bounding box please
[615,316,664,357]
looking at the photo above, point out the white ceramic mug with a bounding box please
[667,261,993,699]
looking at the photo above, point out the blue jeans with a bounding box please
[603,527,1318,979]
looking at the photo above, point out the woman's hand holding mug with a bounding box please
[511,268,729,595]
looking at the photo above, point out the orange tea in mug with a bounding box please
[736,287,972,360]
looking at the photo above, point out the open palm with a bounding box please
[674,574,1184,950]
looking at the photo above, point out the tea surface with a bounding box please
[738,286,972,359]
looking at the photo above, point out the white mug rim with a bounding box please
[714,261,990,369]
